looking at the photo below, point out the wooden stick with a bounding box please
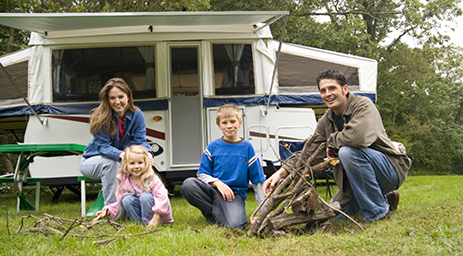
[0,206,10,235]
[60,218,79,240]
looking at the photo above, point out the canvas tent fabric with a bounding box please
[0,11,288,40]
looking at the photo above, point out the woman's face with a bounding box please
[108,87,129,118]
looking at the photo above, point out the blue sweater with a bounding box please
[197,138,266,199]
[82,109,151,161]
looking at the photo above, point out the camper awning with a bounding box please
[0,11,288,34]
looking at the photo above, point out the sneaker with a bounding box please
[386,190,399,211]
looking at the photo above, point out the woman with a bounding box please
[80,78,153,206]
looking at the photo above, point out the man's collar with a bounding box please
[327,92,354,120]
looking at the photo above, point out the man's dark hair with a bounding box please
[316,69,347,89]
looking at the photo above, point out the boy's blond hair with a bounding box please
[216,104,242,125]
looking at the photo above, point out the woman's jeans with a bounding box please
[181,177,248,230]
[79,156,119,206]
[334,146,400,222]
[121,193,155,226]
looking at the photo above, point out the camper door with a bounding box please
[168,44,204,167]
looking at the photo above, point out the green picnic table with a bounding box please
[0,143,86,213]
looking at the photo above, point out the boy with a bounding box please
[181,104,266,229]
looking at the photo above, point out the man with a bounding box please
[264,69,411,222]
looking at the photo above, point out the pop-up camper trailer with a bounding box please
[0,11,377,189]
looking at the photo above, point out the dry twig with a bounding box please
[15,213,165,243]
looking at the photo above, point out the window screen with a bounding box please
[278,52,359,93]
[0,61,28,101]
[52,46,156,102]
[212,44,255,95]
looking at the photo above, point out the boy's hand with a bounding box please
[212,180,235,201]
[147,213,161,228]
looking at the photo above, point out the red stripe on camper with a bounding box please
[146,128,165,140]
[45,115,166,140]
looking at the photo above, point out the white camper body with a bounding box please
[0,12,377,186]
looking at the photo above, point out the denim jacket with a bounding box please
[82,109,151,161]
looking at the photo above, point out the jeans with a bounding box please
[181,177,248,229]
[79,156,119,206]
[334,146,399,222]
[121,193,155,226]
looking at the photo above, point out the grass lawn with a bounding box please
[0,175,462,256]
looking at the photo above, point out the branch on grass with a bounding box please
[1,206,10,235]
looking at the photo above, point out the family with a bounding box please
[79,70,411,230]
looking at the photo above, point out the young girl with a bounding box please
[80,78,153,206]
[95,145,173,227]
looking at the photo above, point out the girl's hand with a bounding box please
[147,213,161,228]
[93,209,107,223]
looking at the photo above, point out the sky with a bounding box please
[405,3,463,48]
[447,8,463,47]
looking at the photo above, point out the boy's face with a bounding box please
[218,114,242,142]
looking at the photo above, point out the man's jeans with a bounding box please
[334,146,399,222]
[121,193,155,226]
[181,177,248,229]
[80,156,119,206]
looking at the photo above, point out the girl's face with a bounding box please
[127,152,146,179]
[108,87,129,118]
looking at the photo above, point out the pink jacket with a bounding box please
[103,172,174,224]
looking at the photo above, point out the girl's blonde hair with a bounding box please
[119,145,154,191]
[89,78,138,136]
[216,104,242,125]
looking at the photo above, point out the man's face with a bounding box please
[319,79,348,115]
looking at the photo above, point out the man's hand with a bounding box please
[147,213,161,228]
[212,180,235,201]
[263,168,288,197]
[326,147,338,159]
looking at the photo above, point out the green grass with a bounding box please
[1,176,462,256]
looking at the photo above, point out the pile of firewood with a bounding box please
[6,212,163,245]
[247,133,343,237]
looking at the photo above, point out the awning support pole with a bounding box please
[0,62,45,125]
[264,14,288,115]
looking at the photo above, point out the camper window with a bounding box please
[52,46,156,102]
[277,52,360,93]
[212,44,255,96]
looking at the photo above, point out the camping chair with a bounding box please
[278,140,334,199]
